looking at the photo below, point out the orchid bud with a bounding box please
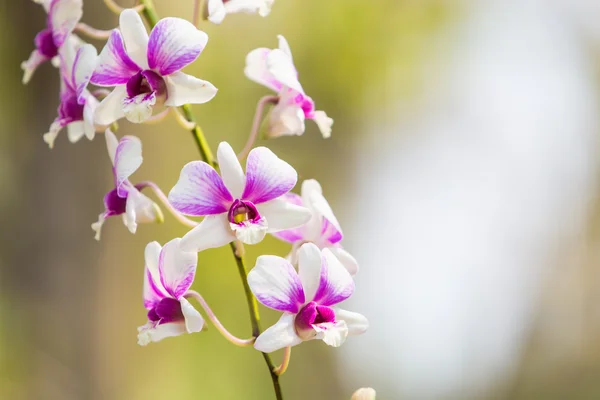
[351,388,376,400]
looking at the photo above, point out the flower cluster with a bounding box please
[25,0,369,397]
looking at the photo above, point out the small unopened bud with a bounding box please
[351,388,376,400]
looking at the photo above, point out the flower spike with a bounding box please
[91,9,217,125]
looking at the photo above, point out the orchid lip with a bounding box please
[35,29,58,58]
[294,301,336,340]
[227,199,261,225]
[59,93,84,121]
[126,70,167,100]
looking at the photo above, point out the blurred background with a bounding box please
[2,0,600,399]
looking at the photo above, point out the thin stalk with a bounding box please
[138,181,198,228]
[137,1,284,399]
[103,0,144,14]
[75,23,112,40]
[185,290,255,347]
[238,95,279,160]
[273,347,292,376]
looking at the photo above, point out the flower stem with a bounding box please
[237,95,279,160]
[137,181,198,228]
[103,0,144,14]
[138,1,284,398]
[273,347,292,376]
[75,23,112,40]
[185,290,256,347]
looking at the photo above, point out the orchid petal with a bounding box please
[49,0,82,48]
[297,242,323,303]
[91,212,107,241]
[179,214,235,252]
[42,120,62,149]
[267,37,303,93]
[143,241,167,309]
[242,147,297,204]
[333,308,369,336]
[82,98,97,141]
[122,92,156,123]
[217,142,245,199]
[168,161,232,216]
[248,255,305,313]
[148,18,208,76]
[105,128,119,165]
[244,48,282,92]
[302,179,342,243]
[257,198,311,232]
[66,121,85,143]
[207,0,226,24]
[314,320,348,347]
[312,110,333,139]
[312,248,355,307]
[94,85,127,126]
[91,30,140,86]
[124,188,161,234]
[72,44,97,104]
[269,193,306,242]
[327,247,359,276]
[137,321,186,345]
[114,135,142,197]
[277,35,293,59]
[21,49,49,84]
[180,297,205,333]
[254,313,303,353]
[267,102,306,138]
[119,9,149,69]
[158,238,198,299]
[231,218,268,245]
[164,72,218,107]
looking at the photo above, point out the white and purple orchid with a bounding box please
[90,9,217,125]
[168,141,311,252]
[207,0,274,25]
[137,238,205,345]
[22,0,83,84]
[245,35,333,139]
[247,243,368,353]
[91,129,163,240]
[272,179,359,276]
[44,43,99,148]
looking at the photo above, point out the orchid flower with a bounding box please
[207,0,274,25]
[90,9,217,125]
[137,239,205,345]
[168,141,311,252]
[247,243,368,352]
[272,179,359,276]
[91,129,163,240]
[22,0,83,84]
[245,35,333,139]
[43,43,99,148]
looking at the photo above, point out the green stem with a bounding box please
[137,1,283,399]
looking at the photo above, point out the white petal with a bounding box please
[297,242,322,302]
[66,121,85,143]
[82,98,97,141]
[267,43,303,93]
[122,92,156,123]
[137,321,186,345]
[72,44,97,103]
[277,35,293,59]
[91,212,107,241]
[158,238,198,299]
[119,9,149,69]
[312,248,355,307]
[327,247,358,276]
[314,320,348,347]
[254,313,303,353]
[180,297,205,333]
[334,308,369,336]
[105,127,119,165]
[179,214,235,252]
[164,72,218,107]
[302,179,342,242]
[207,0,226,24]
[21,49,48,84]
[312,110,333,139]
[145,241,163,281]
[217,142,245,199]
[231,219,268,245]
[267,103,306,138]
[43,120,62,149]
[94,85,127,126]
[258,198,312,232]
[247,255,305,313]
[114,135,143,196]
[244,47,281,93]
[125,189,161,233]
[49,0,83,48]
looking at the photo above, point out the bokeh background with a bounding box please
[2,0,600,399]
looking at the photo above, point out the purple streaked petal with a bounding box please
[179,214,235,252]
[119,9,150,69]
[72,44,97,104]
[147,17,208,76]
[311,248,354,307]
[158,238,198,299]
[242,147,297,204]
[114,135,143,197]
[302,179,342,243]
[21,49,49,84]
[244,48,283,92]
[247,255,305,313]
[254,313,303,353]
[94,85,127,126]
[321,218,343,244]
[164,72,218,107]
[143,241,168,308]
[48,0,82,48]
[168,161,232,216]
[268,193,305,242]
[91,30,140,87]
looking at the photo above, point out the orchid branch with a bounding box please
[192,0,206,27]
[138,181,198,228]
[238,95,279,160]
[142,108,171,125]
[103,0,145,14]
[185,290,256,347]
[75,23,112,40]
[273,347,292,376]
[172,106,198,131]
[137,1,284,398]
